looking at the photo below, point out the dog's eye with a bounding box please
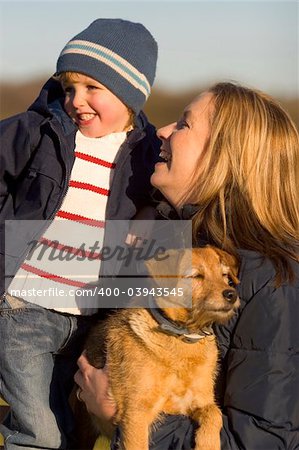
[193,274,204,280]
[228,277,236,287]
[223,273,236,287]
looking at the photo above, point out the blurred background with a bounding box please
[0,0,298,128]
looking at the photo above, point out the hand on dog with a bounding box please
[74,352,117,421]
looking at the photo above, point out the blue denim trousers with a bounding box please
[0,294,96,449]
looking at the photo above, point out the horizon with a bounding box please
[0,1,298,99]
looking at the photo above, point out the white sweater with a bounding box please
[9,130,127,314]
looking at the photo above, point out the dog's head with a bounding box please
[187,246,240,328]
[146,246,240,332]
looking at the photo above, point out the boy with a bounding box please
[0,19,160,449]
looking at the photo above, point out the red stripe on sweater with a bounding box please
[75,151,116,169]
[39,238,102,260]
[21,263,86,288]
[56,210,105,228]
[69,180,110,196]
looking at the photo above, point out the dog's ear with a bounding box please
[210,246,239,281]
[145,248,192,287]
[145,248,187,279]
[145,248,193,308]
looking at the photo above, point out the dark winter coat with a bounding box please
[112,203,299,449]
[0,77,161,296]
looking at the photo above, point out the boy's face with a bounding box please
[62,73,131,138]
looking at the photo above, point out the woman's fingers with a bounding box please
[74,355,117,419]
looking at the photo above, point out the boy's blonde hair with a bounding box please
[190,82,299,284]
[58,71,135,130]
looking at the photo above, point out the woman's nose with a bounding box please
[157,122,175,140]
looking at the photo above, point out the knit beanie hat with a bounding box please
[56,18,158,114]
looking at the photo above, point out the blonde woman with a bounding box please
[75,82,299,449]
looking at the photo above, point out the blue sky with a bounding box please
[0,1,298,97]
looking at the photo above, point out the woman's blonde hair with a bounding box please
[191,82,299,284]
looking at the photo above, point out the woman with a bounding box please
[75,82,299,449]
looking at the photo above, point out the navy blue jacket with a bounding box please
[112,204,299,449]
[0,77,161,295]
[115,251,299,449]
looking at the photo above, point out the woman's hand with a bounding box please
[74,352,117,421]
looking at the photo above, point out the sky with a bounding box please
[0,0,298,97]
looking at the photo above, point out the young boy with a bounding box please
[0,19,160,449]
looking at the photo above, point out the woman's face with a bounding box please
[151,92,214,207]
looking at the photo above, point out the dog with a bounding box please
[82,246,240,450]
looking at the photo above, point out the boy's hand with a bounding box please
[125,206,156,247]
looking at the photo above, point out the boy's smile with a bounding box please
[62,73,131,138]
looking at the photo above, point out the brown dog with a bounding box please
[84,246,240,450]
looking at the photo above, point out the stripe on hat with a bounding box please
[60,40,151,98]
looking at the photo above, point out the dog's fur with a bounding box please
[83,246,240,450]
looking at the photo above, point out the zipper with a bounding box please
[47,121,75,221]
[21,122,75,250]
[106,128,145,218]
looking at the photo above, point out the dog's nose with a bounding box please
[222,289,238,303]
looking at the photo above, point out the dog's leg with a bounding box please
[118,409,151,450]
[192,404,222,450]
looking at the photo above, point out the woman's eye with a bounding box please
[177,120,190,129]
[87,85,98,90]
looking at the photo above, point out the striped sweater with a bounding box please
[9,130,127,314]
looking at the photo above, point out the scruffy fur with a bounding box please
[84,246,240,450]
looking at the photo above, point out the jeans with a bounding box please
[0,294,97,449]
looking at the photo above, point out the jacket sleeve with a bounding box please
[218,277,299,449]
[0,112,41,209]
[0,112,41,295]
[111,415,196,450]
[141,124,161,207]
[129,121,161,210]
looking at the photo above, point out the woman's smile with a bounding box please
[159,148,172,163]
[151,92,214,207]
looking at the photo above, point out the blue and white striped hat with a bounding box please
[56,18,158,114]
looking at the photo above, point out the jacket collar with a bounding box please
[28,76,77,136]
[126,110,150,145]
[156,199,200,220]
